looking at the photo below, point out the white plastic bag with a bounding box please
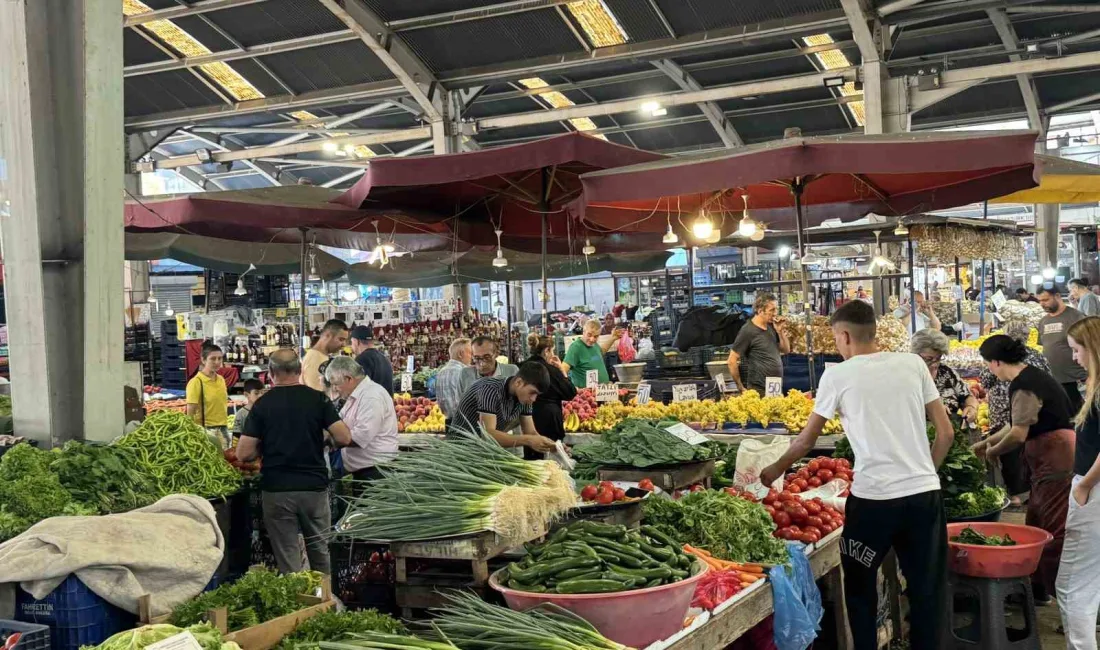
[734,435,791,497]
[796,478,850,512]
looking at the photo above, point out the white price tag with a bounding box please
[406,355,415,373]
[715,373,728,393]
[596,383,619,403]
[764,376,783,398]
[672,384,698,402]
[401,373,412,392]
[146,632,205,650]
[991,290,1007,310]
[664,422,710,445]
[636,382,652,405]
[585,369,599,389]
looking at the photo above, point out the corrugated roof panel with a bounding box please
[137,0,182,9]
[124,28,173,66]
[1035,69,1100,109]
[228,58,294,96]
[910,79,1023,125]
[344,110,423,131]
[729,103,850,142]
[168,15,239,51]
[890,22,1000,61]
[402,9,585,72]
[604,0,673,40]
[624,121,722,152]
[464,94,549,119]
[257,40,396,94]
[1011,13,1100,41]
[364,0,508,22]
[204,0,348,48]
[477,122,571,145]
[715,87,837,112]
[688,55,820,87]
[654,0,840,36]
[612,102,702,127]
[124,70,226,117]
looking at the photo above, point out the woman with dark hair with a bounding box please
[975,334,1075,605]
[186,343,230,449]
[524,334,577,447]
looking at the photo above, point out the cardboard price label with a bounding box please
[765,376,783,398]
[595,383,619,402]
[406,355,415,373]
[636,382,652,405]
[146,632,205,650]
[715,373,728,393]
[664,422,710,445]
[585,369,599,389]
[991,290,1007,310]
[672,384,698,402]
[401,373,413,392]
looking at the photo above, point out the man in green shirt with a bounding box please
[562,319,622,388]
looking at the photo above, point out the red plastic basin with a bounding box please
[489,561,708,648]
[946,523,1053,578]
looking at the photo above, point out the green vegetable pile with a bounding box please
[0,396,12,417]
[277,610,405,650]
[573,419,720,468]
[0,444,95,541]
[116,410,242,500]
[50,441,157,514]
[642,490,789,565]
[88,623,240,650]
[498,520,697,594]
[710,442,741,489]
[951,526,1017,546]
[169,567,323,632]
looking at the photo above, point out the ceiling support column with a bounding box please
[0,0,124,445]
[432,90,463,154]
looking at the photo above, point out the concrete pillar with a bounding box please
[1036,203,1060,275]
[865,63,910,134]
[0,0,124,445]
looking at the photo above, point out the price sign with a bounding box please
[672,384,698,402]
[401,373,412,392]
[764,376,783,398]
[596,383,619,403]
[406,355,415,373]
[636,382,652,405]
[664,422,710,445]
[585,369,599,389]
[991,290,1007,310]
[147,632,205,650]
[715,373,728,393]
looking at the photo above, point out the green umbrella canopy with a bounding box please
[125,232,347,280]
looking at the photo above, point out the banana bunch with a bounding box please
[564,412,582,432]
[405,405,446,433]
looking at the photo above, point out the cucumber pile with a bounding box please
[498,520,697,594]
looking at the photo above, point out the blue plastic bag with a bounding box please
[768,542,824,650]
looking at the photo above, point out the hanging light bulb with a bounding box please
[749,228,765,242]
[164,302,174,317]
[893,221,909,236]
[307,241,321,281]
[662,220,678,244]
[777,245,791,258]
[692,209,713,239]
[868,231,896,274]
[342,286,360,302]
[705,228,722,244]
[233,278,248,296]
[492,228,508,267]
[582,238,596,256]
[738,194,756,237]
[494,298,504,308]
[368,220,395,268]
[1042,267,1056,279]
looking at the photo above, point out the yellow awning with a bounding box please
[991,154,1100,204]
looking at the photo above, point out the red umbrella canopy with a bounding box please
[575,131,1041,238]
[334,132,665,246]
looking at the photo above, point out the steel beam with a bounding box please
[124,0,268,26]
[477,68,858,130]
[1048,91,1100,113]
[1007,4,1100,13]
[269,102,396,146]
[150,148,224,190]
[388,0,574,31]
[909,78,986,113]
[651,60,743,147]
[124,30,357,77]
[889,0,1048,25]
[150,126,431,169]
[987,9,1042,134]
[940,49,1100,84]
[181,130,293,185]
[878,0,925,16]
[840,0,881,63]
[317,0,441,121]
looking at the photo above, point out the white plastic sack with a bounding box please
[796,478,850,512]
[636,337,656,361]
[734,435,791,497]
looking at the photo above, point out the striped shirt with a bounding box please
[448,376,531,438]
[434,359,468,419]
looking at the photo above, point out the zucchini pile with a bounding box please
[499,520,697,594]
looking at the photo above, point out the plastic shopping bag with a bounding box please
[769,542,823,650]
[618,331,636,363]
[796,478,850,512]
[734,435,791,497]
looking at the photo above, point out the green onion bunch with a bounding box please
[336,428,575,543]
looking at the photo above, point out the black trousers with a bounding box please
[841,490,948,650]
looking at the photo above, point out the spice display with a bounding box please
[777,315,908,354]
[910,225,1022,261]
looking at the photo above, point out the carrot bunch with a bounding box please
[683,544,765,585]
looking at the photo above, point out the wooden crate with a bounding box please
[558,500,644,529]
[596,459,715,492]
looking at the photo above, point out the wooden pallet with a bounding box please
[596,459,715,492]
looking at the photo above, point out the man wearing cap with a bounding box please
[350,325,394,396]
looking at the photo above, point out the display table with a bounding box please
[665,534,850,650]
[565,431,844,455]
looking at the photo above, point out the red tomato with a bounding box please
[787,484,802,494]
[779,491,797,502]
[580,485,598,501]
[794,478,809,491]
[838,471,853,482]
[724,487,740,496]
[774,511,792,527]
[599,481,615,490]
[796,469,811,481]
[763,494,777,506]
[804,525,822,536]
[804,501,822,515]
[740,493,758,503]
[808,477,822,488]
[788,525,801,535]
[638,478,655,492]
[803,531,821,543]
[613,488,627,501]
[817,469,835,482]
[596,489,615,505]
[836,458,851,469]
[806,516,823,528]
[820,523,835,534]
[807,459,822,473]
[690,484,706,492]
[821,458,836,471]
[791,506,809,524]
[765,505,777,517]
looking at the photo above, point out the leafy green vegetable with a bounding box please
[169,568,323,631]
[0,443,52,480]
[277,610,405,650]
[50,441,157,514]
[946,486,1007,519]
[0,396,12,417]
[88,623,238,650]
[573,419,719,468]
[951,526,1017,546]
[642,490,788,565]
[832,435,853,462]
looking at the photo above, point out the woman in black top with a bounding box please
[976,335,1075,604]
[1058,317,1100,646]
[524,334,577,446]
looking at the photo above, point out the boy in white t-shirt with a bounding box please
[762,300,955,650]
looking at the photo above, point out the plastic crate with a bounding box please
[330,541,396,615]
[15,576,135,650]
[1,620,51,650]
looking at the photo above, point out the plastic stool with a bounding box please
[941,573,1041,650]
